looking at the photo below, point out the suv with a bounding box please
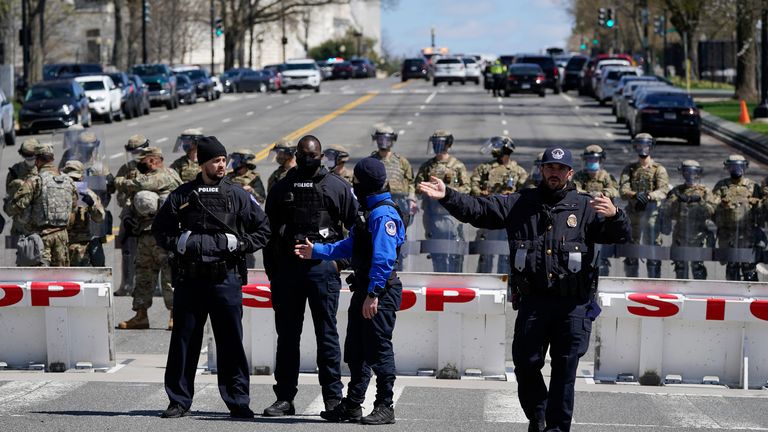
[43,63,103,80]
[514,55,560,94]
[173,66,216,101]
[131,63,178,110]
[401,58,430,81]
[350,58,376,78]
[562,55,588,92]
[18,80,91,134]
[0,89,16,146]
[107,72,142,119]
[433,57,466,86]
[280,59,321,93]
[74,75,123,123]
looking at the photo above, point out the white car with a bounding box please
[74,75,122,123]
[461,57,481,84]
[280,59,321,94]
[591,59,631,96]
[0,88,15,146]
[596,66,641,105]
[433,57,467,86]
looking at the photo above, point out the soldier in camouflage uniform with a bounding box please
[115,147,181,329]
[370,124,417,270]
[619,133,669,278]
[522,151,544,189]
[226,148,267,204]
[415,130,470,272]
[62,160,106,266]
[5,143,78,266]
[4,139,39,237]
[267,138,296,192]
[660,160,716,280]
[471,136,527,273]
[114,135,151,296]
[324,145,354,183]
[712,155,762,281]
[170,128,203,183]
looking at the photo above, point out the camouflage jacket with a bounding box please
[114,160,138,208]
[712,176,762,229]
[227,169,267,204]
[67,186,106,243]
[268,165,293,192]
[660,184,716,243]
[5,162,78,233]
[415,155,471,194]
[170,155,201,183]
[115,167,182,218]
[619,160,669,205]
[5,161,37,194]
[470,159,528,196]
[371,151,415,198]
[573,169,619,199]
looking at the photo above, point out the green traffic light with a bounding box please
[592,39,599,46]
[216,29,223,37]
[580,43,587,50]
[606,19,615,28]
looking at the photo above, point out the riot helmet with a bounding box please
[125,135,150,161]
[132,190,160,218]
[428,129,454,155]
[529,151,544,184]
[372,124,398,150]
[173,128,203,154]
[19,138,39,166]
[228,148,257,171]
[632,133,655,158]
[272,138,296,165]
[481,136,515,159]
[678,159,702,186]
[582,144,606,172]
[62,160,85,181]
[724,154,748,179]
[323,145,350,170]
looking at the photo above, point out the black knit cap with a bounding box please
[197,136,227,165]
[353,157,387,191]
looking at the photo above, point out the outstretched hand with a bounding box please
[589,195,618,218]
[294,238,314,259]
[417,176,447,200]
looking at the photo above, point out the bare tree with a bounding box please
[735,0,760,101]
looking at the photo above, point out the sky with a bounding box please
[380,0,573,57]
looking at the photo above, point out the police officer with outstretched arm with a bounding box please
[295,157,405,425]
[419,147,631,432]
[151,136,271,419]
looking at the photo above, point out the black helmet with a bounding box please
[482,136,515,158]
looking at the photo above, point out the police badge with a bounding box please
[567,214,577,228]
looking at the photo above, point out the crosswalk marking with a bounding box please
[301,383,405,416]
[483,389,527,423]
[0,381,86,415]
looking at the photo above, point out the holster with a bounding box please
[345,273,358,292]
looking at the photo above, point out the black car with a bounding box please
[176,68,215,101]
[331,62,354,80]
[401,58,430,81]
[505,64,546,97]
[631,90,700,145]
[129,74,151,116]
[350,58,376,78]
[220,68,251,93]
[260,69,281,92]
[236,69,269,92]
[18,79,91,134]
[562,55,588,92]
[175,75,196,104]
[131,63,178,110]
[43,63,103,80]
[498,55,516,66]
[514,55,560,94]
[107,72,142,119]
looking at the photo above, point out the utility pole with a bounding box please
[141,0,148,64]
[210,0,215,74]
[755,7,768,118]
[281,0,287,63]
[662,10,668,77]
[21,0,29,84]
[431,26,435,49]
[642,3,651,74]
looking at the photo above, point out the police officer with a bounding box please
[471,136,528,274]
[267,138,297,192]
[3,138,39,237]
[418,146,631,432]
[62,160,106,267]
[263,135,358,417]
[660,160,716,280]
[490,59,507,97]
[415,130,470,272]
[619,133,669,278]
[152,136,271,419]
[226,148,267,205]
[712,155,762,281]
[170,128,203,182]
[324,145,354,183]
[295,157,405,425]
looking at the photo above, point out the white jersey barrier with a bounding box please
[594,277,768,389]
[208,270,508,378]
[0,267,115,370]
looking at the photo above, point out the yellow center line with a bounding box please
[390,80,411,90]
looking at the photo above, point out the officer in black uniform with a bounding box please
[151,136,271,419]
[419,147,631,432]
[263,135,358,417]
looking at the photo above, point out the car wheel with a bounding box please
[448,81,453,86]
[475,79,480,85]
[314,85,320,93]
[281,88,287,94]
[143,103,150,115]
[599,99,605,106]
[166,99,174,110]
[4,128,16,146]
[115,108,123,121]
[504,90,510,97]
[84,111,92,127]
[461,79,466,85]
[689,133,701,146]
[554,86,561,95]
[433,80,438,87]
[124,105,133,120]
[105,111,113,123]
[539,91,546,98]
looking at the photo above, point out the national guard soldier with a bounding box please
[170,128,203,182]
[370,124,418,270]
[522,151,544,189]
[324,145,354,183]
[3,138,39,238]
[712,155,763,281]
[471,136,527,274]
[660,160,716,280]
[5,143,78,266]
[415,130,470,272]
[62,160,105,267]
[418,147,630,432]
[115,147,182,330]
[114,134,151,296]
[619,133,669,278]
[152,136,271,419]
[263,135,358,417]
[295,157,405,425]
[226,148,267,204]
[267,138,297,192]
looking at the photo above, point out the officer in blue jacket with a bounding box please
[419,147,631,432]
[295,157,405,425]
[152,136,271,419]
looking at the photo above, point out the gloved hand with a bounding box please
[635,192,650,211]
[687,194,702,203]
[80,192,95,207]
[123,216,139,235]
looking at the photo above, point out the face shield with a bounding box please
[680,165,702,186]
[725,160,748,178]
[480,136,514,158]
[583,154,601,172]
[428,136,452,155]
[227,153,251,171]
[323,149,342,170]
[173,134,200,154]
[272,146,295,165]
[634,142,652,158]
[373,133,397,150]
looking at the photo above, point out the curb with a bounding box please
[700,111,768,165]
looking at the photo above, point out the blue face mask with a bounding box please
[585,161,600,172]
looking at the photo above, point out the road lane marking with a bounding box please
[399,129,406,136]
[253,91,379,162]
[110,152,125,160]
[407,120,413,125]
[581,368,595,385]
[157,137,168,143]
[267,105,272,109]
[183,108,192,113]
[503,130,509,135]
[246,94,257,99]
[501,120,507,125]
[499,105,504,109]
[222,118,231,123]
[246,111,254,116]
[414,112,420,117]
[391,81,411,90]
[605,132,612,137]
[593,122,600,127]
[497,97,502,103]
[0,381,86,415]
[420,105,426,110]
[653,394,720,429]
[484,390,527,423]
[127,122,138,127]
[283,99,290,104]
[160,115,168,119]
[562,93,574,103]
[425,91,437,104]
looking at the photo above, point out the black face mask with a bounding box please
[296,156,321,175]
[353,184,370,201]
[136,161,150,174]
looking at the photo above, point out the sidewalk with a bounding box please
[701,111,768,165]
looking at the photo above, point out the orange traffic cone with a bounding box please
[738,100,751,124]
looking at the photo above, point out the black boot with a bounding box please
[320,398,362,423]
[361,405,396,425]
[262,400,295,417]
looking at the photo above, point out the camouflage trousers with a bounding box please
[133,232,174,311]
[718,232,758,281]
[41,229,70,267]
[624,205,662,278]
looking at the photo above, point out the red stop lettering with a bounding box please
[425,288,476,312]
[750,300,768,321]
[399,289,416,311]
[0,284,24,307]
[706,298,726,321]
[243,285,272,308]
[30,282,81,306]
[627,293,680,318]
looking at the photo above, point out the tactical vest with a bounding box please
[375,152,409,195]
[714,179,757,227]
[31,171,74,228]
[179,179,239,234]
[627,163,661,192]
[282,173,340,246]
[351,200,403,280]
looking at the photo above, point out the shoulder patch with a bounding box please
[385,220,397,236]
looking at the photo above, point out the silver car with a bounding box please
[0,89,16,146]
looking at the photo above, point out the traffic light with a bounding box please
[593,38,599,46]
[653,15,666,35]
[143,0,151,23]
[215,18,224,37]
[597,8,607,27]
[606,8,615,28]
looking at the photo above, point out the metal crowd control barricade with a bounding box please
[0,267,115,371]
[594,277,768,389]
[207,270,508,379]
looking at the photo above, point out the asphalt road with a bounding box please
[2,77,768,431]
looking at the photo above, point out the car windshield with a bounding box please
[517,57,555,68]
[350,59,365,65]
[335,62,351,67]
[176,75,191,85]
[643,93,692,107]
[107,74,124,86]
[242,70,258,76]
[404,59,425,67]
[283,63,317,71]
[509,65,543,74]
[437,59,462,64]
[566,57,587,70]
[81,81,106,91]
[25,85,73,101]
[180,70,205,79]
[606,70,635,80]
[132,65,166,76]
[462,58,477,64]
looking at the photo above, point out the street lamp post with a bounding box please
[210,0,215,74]
[21,0,29,85]
[353,30,363,57]
[754,8,768,119]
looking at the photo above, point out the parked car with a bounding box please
[280,59,321,93]
[401,58,430,81]
[175,74,197,104]
[131,63,178,110]
[596,66,640,105]
[505,64,546,97]
[174,67,215,101]
[629,89,700,145]
[433,57,466,86]
[107,71,142,119]
[562,55,588,92]
[331,61,354,80]
[0,88,16,146]
[462,57,481,85]
[260,69,281,91]
[350,58,376,78]
[611,75,663,116]
[221,68,250,93]
[554,54,571,86]
[317,60,335,80]
[579,54,633,96]
[43,63,103,80]
[591,59,632,99]
[74,75,122,123]
[514,55,560,93]
[235,69,267,92]
[18,79,91,134]
[620,81,671,125]
[128,74,151,116]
